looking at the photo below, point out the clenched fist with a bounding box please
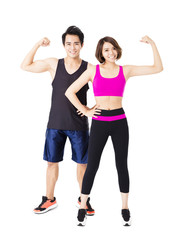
[140,36,154,45]
[37,37,50,47]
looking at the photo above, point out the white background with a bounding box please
[0,0,184,239]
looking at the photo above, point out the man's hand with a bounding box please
[37,37,50,47]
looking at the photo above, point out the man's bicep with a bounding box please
[24,60,50,73]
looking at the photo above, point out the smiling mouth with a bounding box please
[108,56,116,59]
[69,51,77,54]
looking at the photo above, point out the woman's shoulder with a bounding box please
[87,63,97,73]
[86,63,98,81]
[122,65,131,73]
[87,63,96,68]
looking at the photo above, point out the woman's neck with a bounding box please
[102,61,117,69]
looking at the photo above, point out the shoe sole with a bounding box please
[77,223,85,227]
[33,203,58,214]
[77,217,87,226]
[76,203,95,216]
[122,217,131,226]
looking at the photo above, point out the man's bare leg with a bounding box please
[46,162,59,199]
[77,163,87,191]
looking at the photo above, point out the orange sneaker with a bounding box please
[77,197,95,216]
[33,196,58,214]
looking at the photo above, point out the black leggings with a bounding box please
[81,108,129,195]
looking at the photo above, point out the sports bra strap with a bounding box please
[96,64,100,75]
[119,65,123,75]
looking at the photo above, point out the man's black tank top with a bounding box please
[47,58,89,130]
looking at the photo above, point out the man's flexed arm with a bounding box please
[20,37,56,73]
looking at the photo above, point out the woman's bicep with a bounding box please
[124,65,161,79]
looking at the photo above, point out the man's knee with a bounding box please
[77,164,87,184]
[47,162,58,168]
[77,163,87,171]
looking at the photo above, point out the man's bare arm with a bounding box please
[20,37,57,75]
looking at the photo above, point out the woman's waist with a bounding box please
[96,107,125,116]
[92,107,126,121]
[95,96,122,111]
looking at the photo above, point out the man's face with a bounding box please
[64,34,83,58]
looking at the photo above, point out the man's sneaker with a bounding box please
[33,196,58,214]
[77,209,87,226]
[121,209,131,226]
[77,197,95,216]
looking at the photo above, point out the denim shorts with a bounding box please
[43,129,89,164]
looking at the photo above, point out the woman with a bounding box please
[65,35,163,226]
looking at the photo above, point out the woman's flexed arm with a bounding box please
[65,65,101,118]
[124,36,163,80]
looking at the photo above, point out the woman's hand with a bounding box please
[140,35,154,45]
[77,105,101,118]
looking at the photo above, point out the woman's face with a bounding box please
[102,42,117,63]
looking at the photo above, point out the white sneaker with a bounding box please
[77,209,87,226]
[121,209,131,226]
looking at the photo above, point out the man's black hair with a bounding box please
[62,26,84,45]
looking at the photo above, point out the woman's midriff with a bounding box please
[95,96,123,110]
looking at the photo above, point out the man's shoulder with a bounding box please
[44,58,60,70]
[43,57,58,64]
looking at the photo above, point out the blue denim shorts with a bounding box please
[43,129,89,164]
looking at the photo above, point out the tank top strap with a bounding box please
[81,60,88,69]
[55,58,63,72]
[58,58,63,65]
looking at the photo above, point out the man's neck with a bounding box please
[64,56,82,66]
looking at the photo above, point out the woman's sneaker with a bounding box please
[33,196,58,214]
[121,209,131,226]
[77,209,87,226]
[77,197,95,216]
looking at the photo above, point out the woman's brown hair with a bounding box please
[95,36,122,63]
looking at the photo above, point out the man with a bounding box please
[21,26,94,215]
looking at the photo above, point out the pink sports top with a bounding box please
[93,65,126,97]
